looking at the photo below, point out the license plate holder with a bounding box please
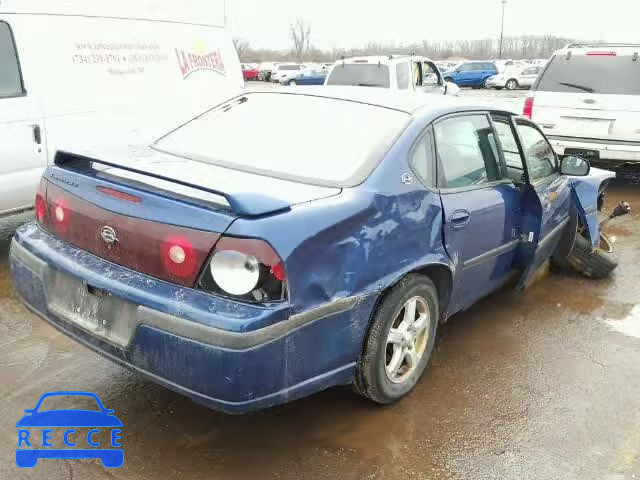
[46,270,137,347]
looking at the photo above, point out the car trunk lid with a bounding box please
[40,149,340,287]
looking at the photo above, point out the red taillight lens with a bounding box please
[523,96,534,119]
[200,236,286,302]
[161,235,198,279]
[35,194,47,224]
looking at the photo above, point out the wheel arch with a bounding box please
[377,263,453,324]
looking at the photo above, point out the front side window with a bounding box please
[434,115,502,189]
[396,62,409,90]
[0,21,24,97]
[516,122,557,181]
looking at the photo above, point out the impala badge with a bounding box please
[100,226,118,245]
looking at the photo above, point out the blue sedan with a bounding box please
[10,87,617,413]
[281,68,328,86]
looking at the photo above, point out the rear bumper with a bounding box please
[10,224,377,413]
[547,135,640,163]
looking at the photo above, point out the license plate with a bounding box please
[564,148,600,162]
[46,271,137,347]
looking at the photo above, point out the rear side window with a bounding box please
[396,62,409,89]
[0,22,24,97]
[434,115,502,189]
[536,54,640,95]
[326,64,390,88]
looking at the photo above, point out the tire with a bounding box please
[505,79,519,90]
[288,79,297,86]
[566,232,618,279]
[354,274,439,404]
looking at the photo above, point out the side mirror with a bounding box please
[444,82,460,96]
[561,155,590,176]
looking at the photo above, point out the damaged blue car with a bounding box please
[10,88,625,413]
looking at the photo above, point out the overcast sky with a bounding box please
[226,0,639,50]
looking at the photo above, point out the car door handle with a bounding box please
[449,209,471,228]
[32,124,42,145]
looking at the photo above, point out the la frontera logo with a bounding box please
[175,45,226,78]
[15,391,123,468]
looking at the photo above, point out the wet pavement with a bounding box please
[2,176,640,478]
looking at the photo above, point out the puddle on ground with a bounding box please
[606,305,640,339]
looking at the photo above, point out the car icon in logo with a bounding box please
[16,391,123,468]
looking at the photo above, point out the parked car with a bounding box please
[257,62,278,81]
[442,61,498,88]
[0,0,243,221]
[271,63,306,83]
[241,64,260,81]
[525,43,640,168]
[280,68,328,86]
[485,65,543,90]
[325,55,459,95]
[10,87,622,413]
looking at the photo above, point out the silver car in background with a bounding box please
[485,65,542,90]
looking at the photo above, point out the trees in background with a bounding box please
[289,19,312,62]
[234,33,574,63]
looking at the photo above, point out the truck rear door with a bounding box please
[531,52,640,146]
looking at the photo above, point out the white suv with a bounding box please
[325,55,459,96]
[525,43,640,168]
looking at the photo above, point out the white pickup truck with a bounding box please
[0,0,243,219]
[325,55,460,96]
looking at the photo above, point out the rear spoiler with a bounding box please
[54,151,291,217]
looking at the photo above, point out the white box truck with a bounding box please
[0,0,243,218]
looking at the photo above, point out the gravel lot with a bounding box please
[1,88,639,480]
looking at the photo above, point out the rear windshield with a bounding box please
[153,93,409,187]
[536,54,640,95]
[326,64,391,88]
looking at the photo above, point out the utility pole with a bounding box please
[499,0,507,59]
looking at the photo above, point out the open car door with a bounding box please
[490,115,573,289]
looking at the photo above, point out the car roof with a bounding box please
[243,86,509,115]
[554,43,640,55]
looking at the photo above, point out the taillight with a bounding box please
[523,96,534,119]
[52,197,71,234]
[161,235,198,280]
[35,195,47,224]
[199,237,286,302]
[35,178,48,225]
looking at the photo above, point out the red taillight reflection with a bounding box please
[35,194,47,224]
[271,262,286,281]
[52,197,71,234]
[523,96,534,119]
[161,235,197,279]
